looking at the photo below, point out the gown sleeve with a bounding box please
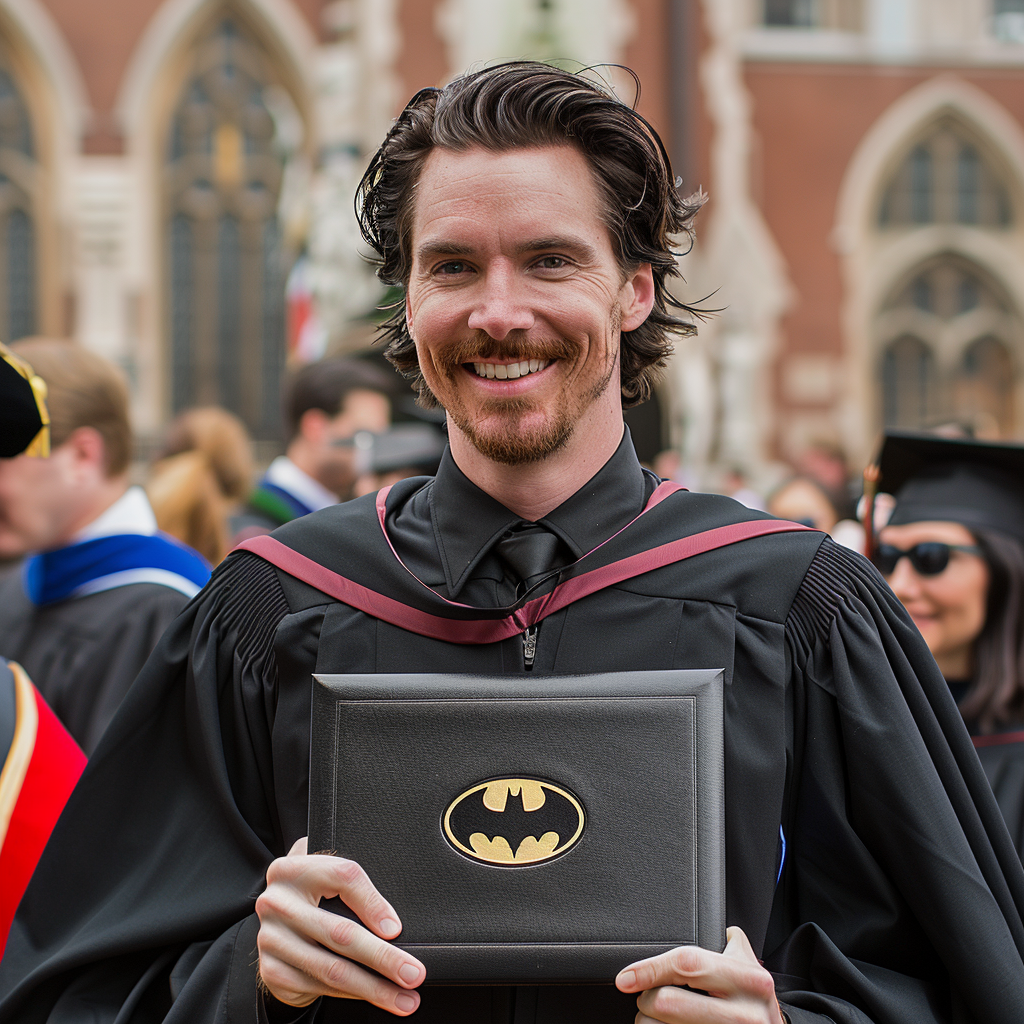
[769,538,1024,1024]
[0,552,303,1024]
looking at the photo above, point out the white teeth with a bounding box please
[471,359,550,380]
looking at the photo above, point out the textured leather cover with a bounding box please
[309,670,725,984]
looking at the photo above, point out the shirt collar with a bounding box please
[265,456,338,513]
[73,486,157,543]
[429,428,649,598]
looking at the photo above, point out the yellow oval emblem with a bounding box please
[443,778,585,866]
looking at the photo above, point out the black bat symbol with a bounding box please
[446,780,582,864]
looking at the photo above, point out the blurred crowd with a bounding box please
[2,332,1024,958]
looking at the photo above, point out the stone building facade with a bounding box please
[2,0,1024,481]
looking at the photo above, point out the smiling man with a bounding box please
[2,63,1024,1024]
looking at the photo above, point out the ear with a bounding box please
[297,408,329,443]
[63,426,107,476]
[619,263,656,333]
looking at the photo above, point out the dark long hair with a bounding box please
[355,61,707,409]
[960,528,1024,731]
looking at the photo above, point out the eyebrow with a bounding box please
[415,235,600,266]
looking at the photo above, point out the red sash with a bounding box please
[236,482,813,645]
[0,663,86,955]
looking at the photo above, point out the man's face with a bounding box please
[0,446,79,558]
[314,388,391,497]
[405,145,652,466]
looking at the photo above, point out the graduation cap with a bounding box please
[871,430,1024,547]
[0,343,49,458]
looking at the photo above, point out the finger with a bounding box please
[288,836,309,857]
[723,926,758,965]
[259,947,421,1017]
[636,984,746,1024]
[257,888,424,989]
[616,944,768,999]
[264,855,403,939]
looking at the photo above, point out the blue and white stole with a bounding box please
[23,533,212,606]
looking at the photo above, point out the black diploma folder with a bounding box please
[308,669,725,984]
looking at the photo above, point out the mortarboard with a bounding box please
[0,343,49,458]
[875,430,1024,547]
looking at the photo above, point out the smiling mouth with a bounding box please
[469,359,550,380]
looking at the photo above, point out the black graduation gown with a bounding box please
[2,471,1024,1024]
[0,569,189,754]
[972,738,1024,857]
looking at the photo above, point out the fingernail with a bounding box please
[399,962,421,985]
[619,969,636,988]
[396,993,418,1012]
[379,917,400,935]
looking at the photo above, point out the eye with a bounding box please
[434,260,471,276]
[534,255,570,271]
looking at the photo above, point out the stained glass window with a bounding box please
[878,258,1020,434]
[879,120,1012,228]
[881,336,936,429]
[165,18,290,438]
[0,66,36,344]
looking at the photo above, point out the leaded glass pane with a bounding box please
[882,336,935,428]
[7,207,34,342]
[879,121,1013,229]
[165,17,291,438]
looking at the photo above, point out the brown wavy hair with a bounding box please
[356,62,707,409]
[960,528,1024,732]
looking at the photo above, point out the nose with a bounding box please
[886,555,922,602]
[467,262,534,340]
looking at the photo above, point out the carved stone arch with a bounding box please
[116,0,316,148]
[0,1,85,338]
[122,0,316,434]
[833,76,1024,446]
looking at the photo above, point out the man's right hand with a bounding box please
[255,837,425,1016]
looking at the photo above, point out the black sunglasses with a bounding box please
[872,541,983,577]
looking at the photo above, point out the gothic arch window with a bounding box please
[0,63,37,344]
[879,118,1013,228]
[876,256,1022,434]
[165,17,291,438]
[881,336,936,429]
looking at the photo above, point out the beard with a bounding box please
[426,329,619,466]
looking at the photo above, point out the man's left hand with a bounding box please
[615,926,784,1023]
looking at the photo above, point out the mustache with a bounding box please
[433,332,578,371]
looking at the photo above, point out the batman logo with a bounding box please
[443,778,585,866]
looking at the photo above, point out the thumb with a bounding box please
[723,926,759,965]
[287,836,309,857]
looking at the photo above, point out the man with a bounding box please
[231,357,392,539]
[0,343,85,957]
[0,339,210,754]
[2,64,1023,1024]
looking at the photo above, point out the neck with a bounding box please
[936,646,974,681]
[448,409,625,521]
[55,476,130,547]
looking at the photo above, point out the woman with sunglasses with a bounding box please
[871,431,1024,856]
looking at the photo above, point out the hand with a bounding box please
[615,926,784,1024]
[255,837,425,1016]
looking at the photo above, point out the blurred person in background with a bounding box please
[720,466,765,511]
[871,431,1024,856]
[767,475,839,532]
[0,344,85,955]
[147,406,253,564]
[351,422,447,498]
[231,356,392,540]
[795,439,857,521]
[0,339,210,755]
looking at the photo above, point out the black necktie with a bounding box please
[494,522,571,602]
